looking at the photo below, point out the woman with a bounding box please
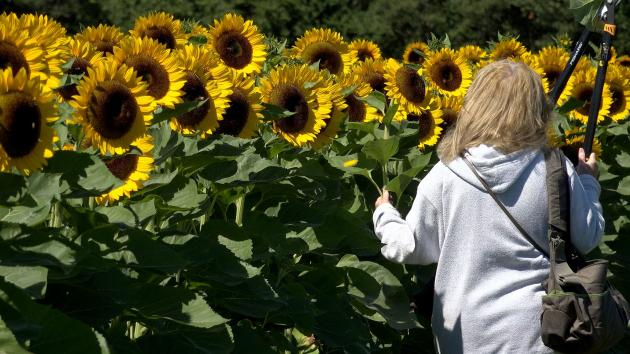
[372,60,603,353]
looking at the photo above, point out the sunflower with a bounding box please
[604,64,630,122]
[384,58,432,116]
[52,39,105,101]
[338,73,380,123]
[112,36,185,108]
[458,45,487,68]
[352,58,387,93]
[186,23,211,45]
[0,16,47,80]
[75,24,125,55]
[616,55,630,68]
[403,42,431,65]
[70,59,156,155]
[292,28,356,75]
[349,39,381,62]
[424,48,472,97]
[0,68,56,174]
[575,56,593,73]
[555,128,602,167]
[310,78,347,149]
[403,104,443,150]
[209,13,267,75]
[564,68,612,124]
[438,95,463,130]
[132,12,186,50]
[95,135,154,205]
[19,14,70,83]
[260,64,332,147]
[537,46,572,99]
[490,38,527,61]
[216,71,263,138]
[170,44,232,137]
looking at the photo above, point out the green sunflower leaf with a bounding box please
[152,99,208,125]
[261,102,296,121]
[362,137,400,166]
[358,91,386,115]
[382,101,399,126]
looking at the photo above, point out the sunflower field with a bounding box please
[0,8,630,353]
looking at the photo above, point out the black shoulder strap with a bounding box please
[461,151,549,258]
[544,148,586,267]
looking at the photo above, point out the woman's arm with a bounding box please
[372,188,441,265]
[566,148,605,254]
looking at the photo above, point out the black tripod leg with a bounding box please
[550,28,591,106]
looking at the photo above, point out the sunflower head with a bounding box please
[260,64,331,146]
[352,58,387,93]
[0,18,47,80]
[490,38,527,61]
[310,77,347,149]
[537,46,570,94]
[424,48,472,97]
[403,42,431,65]
[605,64,630,122]
[405,108,443,149]
[567,68,612,124]
[385,59,431,113]
[458,45,487,67]
[55,39,105,101]
[556,128,602,166]
[617,55,630,68]
[132,12,186,50]
[96,135,154,205]
[113,36,185,108]
[76,24,125,55]
[217,72,263,138]
[0,68,56,174]
[438,95,462,130]
[337,73,379,123]
[70,60,156,154]
[292,28,356,75]
[349,39,382,62]
[210,13,267,75]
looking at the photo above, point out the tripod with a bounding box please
[549,0,619,156]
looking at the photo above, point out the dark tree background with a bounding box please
[4,0,630,57]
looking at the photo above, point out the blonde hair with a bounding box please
[437,59,551,162]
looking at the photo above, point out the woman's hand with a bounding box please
[375,189,393,208]
[576,147,599,178]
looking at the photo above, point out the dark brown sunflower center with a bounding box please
[176,71,211,128]
[416,112,433,140]
[406,49,425,64]
[576,86,594,115]
[94,40,116,54]
[272,85,309,133]
[217,88,250,136]
[395,66,426,104]
[619,59,630,68]
[441,108,458,129]
[345,95,366,122]
[87,81,138,139]
[0,41,30,75]
[105,154,139,180]
[609,85,625,115]
[430,61,463,91]
[357,48,374,62]
[304,42,343,74]
[58,57,91,101]
[215,30,253,70]
[142,25,176,50]
[0,92,41,158]
[545,68,561,89]
[495,48,519,60]
[364,71,386,93]
[125,54,170,99]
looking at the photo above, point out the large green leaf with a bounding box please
[45,151,122,197]
[337,254,421,330]
[0,315,31,354]
[386,152,432,196]
[136,325,234,354]
[362,138,400,166]
[0,266,47,299]
[0,278,111,354]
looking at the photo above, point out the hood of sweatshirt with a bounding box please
[445,144,541,193]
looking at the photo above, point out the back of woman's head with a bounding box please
[437,59,551,162]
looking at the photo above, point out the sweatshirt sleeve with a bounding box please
[565,158,605,254]
[372,188,441,265]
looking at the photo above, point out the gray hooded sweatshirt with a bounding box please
[372,144,604,354]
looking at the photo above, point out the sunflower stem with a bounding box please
[235,193,245,226]
[49,202,63,228]
[366,172,383,195]
[383,124,390,139]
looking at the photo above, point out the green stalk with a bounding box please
[382,124,390,189]
[49,202,63,228]
[383,124,390,140]
[235,194,245,226]
[366,172,383,195]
